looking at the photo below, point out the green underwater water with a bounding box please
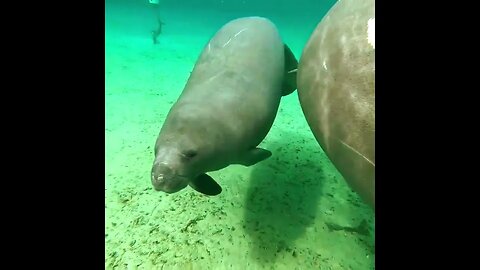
[105,0,374,269]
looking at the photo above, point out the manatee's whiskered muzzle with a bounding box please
[151,161,189,193]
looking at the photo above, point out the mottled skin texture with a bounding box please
[297,0,375,209]
[152,17,297,195]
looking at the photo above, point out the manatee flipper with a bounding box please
[189,173,222,196]
[238,148,272,166]
[281,44,298,96]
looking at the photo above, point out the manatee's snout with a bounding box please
[151,161,188,193]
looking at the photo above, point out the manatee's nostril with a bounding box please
[155,162,174,178]
[151,161,187,193]
[156,175,164,182]
[151,161,176,187]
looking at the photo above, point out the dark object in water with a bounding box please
[152,19,165,44]
[325,219,370,236]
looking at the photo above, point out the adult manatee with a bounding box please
[297,0,375,208]
[151,17,297,195]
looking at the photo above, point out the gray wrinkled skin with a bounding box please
[297,0,375,209]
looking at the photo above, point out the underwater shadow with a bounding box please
[242,130,327,264]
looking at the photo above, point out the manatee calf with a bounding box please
[297,0,375,208]
[151,16,297,195]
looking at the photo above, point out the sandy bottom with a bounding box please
[105,2,374,269]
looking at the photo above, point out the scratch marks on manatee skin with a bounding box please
[222,28,248,48]
[234,28,248,38]
[287,68,298,74]
[338,139,375,167]
[205,71,225,84]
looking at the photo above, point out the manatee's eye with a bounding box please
[183,150,198,159]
